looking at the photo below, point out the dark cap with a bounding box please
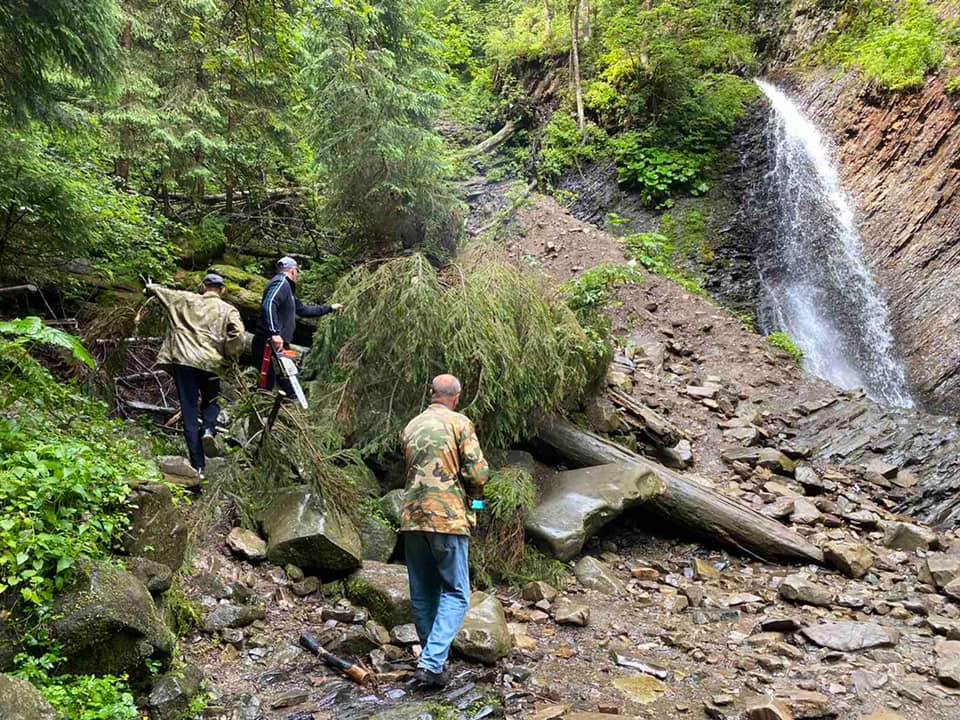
[202,273,225,287]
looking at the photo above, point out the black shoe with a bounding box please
[413,667,449,687]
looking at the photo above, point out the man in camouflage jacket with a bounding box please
[400,374,489,687]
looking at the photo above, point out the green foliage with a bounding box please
[165,583,203,636]
[301,0,460,255]
[0,124,174,288]
[947,74,960,94]
[0,0,120,122]
[767,331,804,365]
[0,317,94,368]
[561,263,643,313]
[538,112,610,185]
[306,251,606,456]
[0,325,160,613]
[15,655,137,720]
[611,133,708,208]
[484,468,537,521]
[824,0,952,91]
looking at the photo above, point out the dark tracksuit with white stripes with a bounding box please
[253,273,333,390]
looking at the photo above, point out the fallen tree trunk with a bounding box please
[537,415,824,565]
[462,121,517,158]
[608,389,685,447]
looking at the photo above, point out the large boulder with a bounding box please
[359,513,398,563]
[919,554,960,589]
[0,675,56,720]
[147,663,204,720]
[260,485,362,575]
[574,556,626,596]
[882,521,939,551]
[121,483,189,572]
[48,561,175,677]
[453,591,511,664]
[525,464,665,561]
[379,490,405,528]
[345,562,413,628]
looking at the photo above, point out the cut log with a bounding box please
[536,415,824,565]
[122,400,177,415]
[608,389,684,447]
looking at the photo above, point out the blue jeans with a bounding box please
[404,532,471,674]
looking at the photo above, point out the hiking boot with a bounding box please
[201,430,218,458]
[413,667,449,687]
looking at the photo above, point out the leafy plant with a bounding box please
[0,317,94,368]
[767,331,805,365]
[562,263,644,313]
[622,230,708,297]
[611,134,709,208]
[537,112,610,185]
[15,655,138,720]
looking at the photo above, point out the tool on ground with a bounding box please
[259,343,308,409]
[299,633,372,685]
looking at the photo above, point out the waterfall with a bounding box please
[753,79,914,409]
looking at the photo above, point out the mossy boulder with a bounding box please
[176,264,267,317]
[359,513,398,563]
[120,483,189,572]
[0,675,56,720]
[379,489,405,528]
[344,562,412,629]
[259,485,362,576]
[147,663,204,720]
[452,591,511,664]
[49,561,175,677]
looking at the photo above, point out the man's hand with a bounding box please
[331,303,345,311]
[270,334,284,352]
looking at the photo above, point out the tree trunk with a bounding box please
[582,0,591,39]
[570,0,585,132]
[544,0,552,38]
[536,415,825,565]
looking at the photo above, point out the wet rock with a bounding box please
[522,581,559,603]
[291,576,320,597]
[744,696,793,720]
[203,603,266,632]
[0,675,57,720]
[344,562,413,628]
[379,490,405,528]
[389,623,419,645]
[226,527,267,562]
[801,622,899,652]
[585,396,621,433]
[774,689,835,719]
[574,556,626,596]
[286,564,305,582]
[49,561,175,677]
[453,591,510,663]
[919,554,960,589]
[358,512,398,563]
[260,485,362,574]
[554,600,590,626]
[824,541,874,579]
[525,464,665,561]
[721,447,796,474]
[125,556,173,594]
[147,663,203,720]
[778,573,833,607]
[121,483,189,572]
[882,522,939,551]
[936,639,960,688]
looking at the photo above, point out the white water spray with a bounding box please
[754,79,914,408]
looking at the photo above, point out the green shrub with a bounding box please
[611,133,709,208]
[15,656,138,720]
[767,331,805,365]
[485,468,537,522]
[561,263,644,313]
[825,0,950,91]
[537,112,610,185]
[622,233,707,297]
[306,251,607,455]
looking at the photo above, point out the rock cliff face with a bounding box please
[796,72,960,414]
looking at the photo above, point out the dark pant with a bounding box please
[404,532,471,674]
[169,364,220,471]
[252,334,294,396]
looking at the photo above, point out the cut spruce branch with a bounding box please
[536,415,825,565]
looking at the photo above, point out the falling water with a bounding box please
[753,79,914,408]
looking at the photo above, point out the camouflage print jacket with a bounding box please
[400,403,489,536]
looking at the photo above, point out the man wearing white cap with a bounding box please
[252,256,344,391]
[146,273,245,478]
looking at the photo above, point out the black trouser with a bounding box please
[169,364,220,471]
[252,333,294,396]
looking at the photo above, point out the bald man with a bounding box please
[400,374,489,687]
